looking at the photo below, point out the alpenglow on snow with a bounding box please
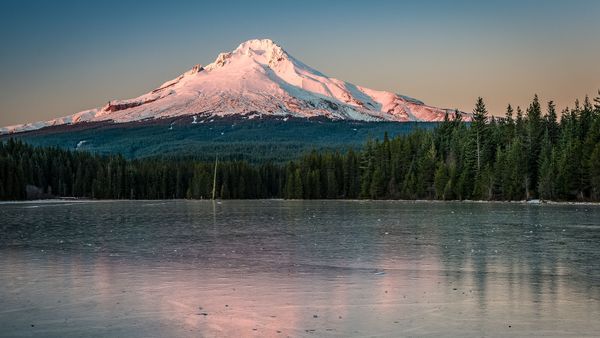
[1,39,469,134]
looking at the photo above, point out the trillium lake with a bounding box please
[1,200,599,337]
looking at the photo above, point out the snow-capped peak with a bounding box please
[1,38,469,134]
[234,38,286,57]
[205,39,290,71]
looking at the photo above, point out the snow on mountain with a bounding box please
[1,39,468,134]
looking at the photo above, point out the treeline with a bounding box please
[0,141,283,200]
[356,93,600,201]
[1,93,599,201]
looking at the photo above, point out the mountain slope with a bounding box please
[3,116,440,162]
[1,39,468,134]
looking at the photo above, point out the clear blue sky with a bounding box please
[1,0,599,125]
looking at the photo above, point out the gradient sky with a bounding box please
[1,0,599,126]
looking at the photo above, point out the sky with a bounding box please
[1,0,599,126]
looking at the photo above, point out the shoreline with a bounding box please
[1,198,599,206]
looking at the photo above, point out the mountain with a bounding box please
[1,39,468,134]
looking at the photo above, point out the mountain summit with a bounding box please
[2,39,467,134]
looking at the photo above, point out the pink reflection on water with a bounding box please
[1,247,599,337]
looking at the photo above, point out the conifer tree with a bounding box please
[545,100,559,143]
[590,144,600,200]
[434,161,449,200]
[472,97,488,172]
[538,131,556,200]
[525,94,543,197]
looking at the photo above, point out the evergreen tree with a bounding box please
[590,144,600,200]
[525,94,544,198]
[538,131,556,200]
[293,168,303,199]
[434,161,449,200]
[545,100,559,143]
[471,97,489,172]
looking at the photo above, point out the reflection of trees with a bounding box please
[2,200,599,309]
[434,203,600,313]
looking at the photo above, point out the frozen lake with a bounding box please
[1,200,599,337]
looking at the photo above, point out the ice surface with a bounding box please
[1,200,599,337]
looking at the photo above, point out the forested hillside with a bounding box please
[1,94,599,201]
[3,117,436,162]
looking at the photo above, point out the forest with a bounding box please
[1,93,599,201]
[5,116,436,162]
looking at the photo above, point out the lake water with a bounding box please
[1,200,599,337]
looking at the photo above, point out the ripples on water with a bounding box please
[1,200,599,337]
